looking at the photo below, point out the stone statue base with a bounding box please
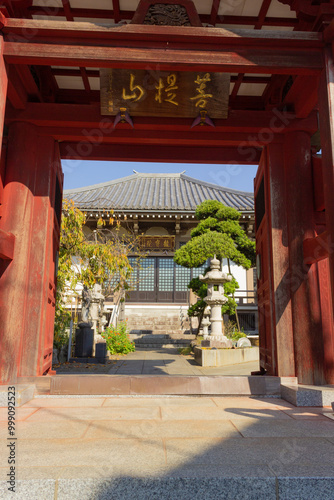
[75,325,94,357]
[78,321,93,328]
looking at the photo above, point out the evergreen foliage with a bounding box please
[174,200,255,322]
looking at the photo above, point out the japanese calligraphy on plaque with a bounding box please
[139,236,175,251]
[100,69,230,118]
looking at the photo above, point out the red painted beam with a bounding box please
[79,67,91,92]
[5,104,318,135]
[61,0,74,22]
[0,228,15,260]
[210,0,220,26]
[112,0,121,24]
[59,142,261,164]
[284,75,320,118]
[24,8,298,27]
[1,19,323,49]
[303,231,329,265]
[34,126,274,147]
[3,41,323,75]
[15,65,43,102]
[230,73,244,101]
[7,65,27,109]
[254,0,272,30]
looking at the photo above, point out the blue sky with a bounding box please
[62,160,258,193]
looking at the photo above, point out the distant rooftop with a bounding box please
[63,172,254,213]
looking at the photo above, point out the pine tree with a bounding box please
[174,200,255,325]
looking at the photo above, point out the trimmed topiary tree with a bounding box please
[174,200,255,328]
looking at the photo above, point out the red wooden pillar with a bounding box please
[317,44,334,384]
[319,46,334,328]
[0,37,7,160]
[0,122,63,384]
[255,142,295,377]
[284,131,325,385]
[0,36,12,263]
[267,142,295,377]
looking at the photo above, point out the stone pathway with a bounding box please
[1,395,334,499]
[55,348,260,376]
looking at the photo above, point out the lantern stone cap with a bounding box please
[199,255,232,284]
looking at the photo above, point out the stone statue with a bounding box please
[80,286,92,326]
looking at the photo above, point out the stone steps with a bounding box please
[281,383,334,407]
[50,375,297,395]
[125,306,190,339]
[0,384,35,407]
[130,333,195,349]
[129,330,190,336]
[5,475,334,500]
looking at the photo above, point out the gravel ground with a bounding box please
[53,356,126,374]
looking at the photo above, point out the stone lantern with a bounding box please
[201,305,211,336]
[199,255,232,348]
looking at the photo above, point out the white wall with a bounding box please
[222,258,247,293]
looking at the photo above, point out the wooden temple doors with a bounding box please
[0,123,63,383]
[255,152,275,374]
[255,131,334,385]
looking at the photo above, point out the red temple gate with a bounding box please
[0,0,334,385]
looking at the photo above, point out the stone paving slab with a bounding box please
[164,437,334,466]
[277,478,334,500]
[0,479,56,500]
[212,396,296,410]
[105,349,260,376]
[55,477,277,500]
[0,407,39,421]
[1,395,334,499]
[83,419,242,440]
[13,438,166,468]
[22,405,161,422]
[102,396,218,407]
[233,418,334,437]
[21,397,106,407]
[0,420,89,440]
[160,405,293,420]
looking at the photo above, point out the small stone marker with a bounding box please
[237,337,252,348]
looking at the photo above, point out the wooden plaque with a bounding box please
[139,236,175,250]
[100,69,230,118]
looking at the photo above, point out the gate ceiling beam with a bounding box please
[2,41,323,75]
[59,143,262,164]
[26,127,278,147]
[6,104,318,135]
[0,18,322,49]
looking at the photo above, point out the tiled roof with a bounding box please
[63,173,254,212]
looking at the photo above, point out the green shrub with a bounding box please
[101,321,135,355]
[232,331,247,341]
[178,346,192,355]
[224,320,247,341]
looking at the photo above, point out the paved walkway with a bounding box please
[1,394,334,499]
[107,348,260,376]
[59,348,260,376]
